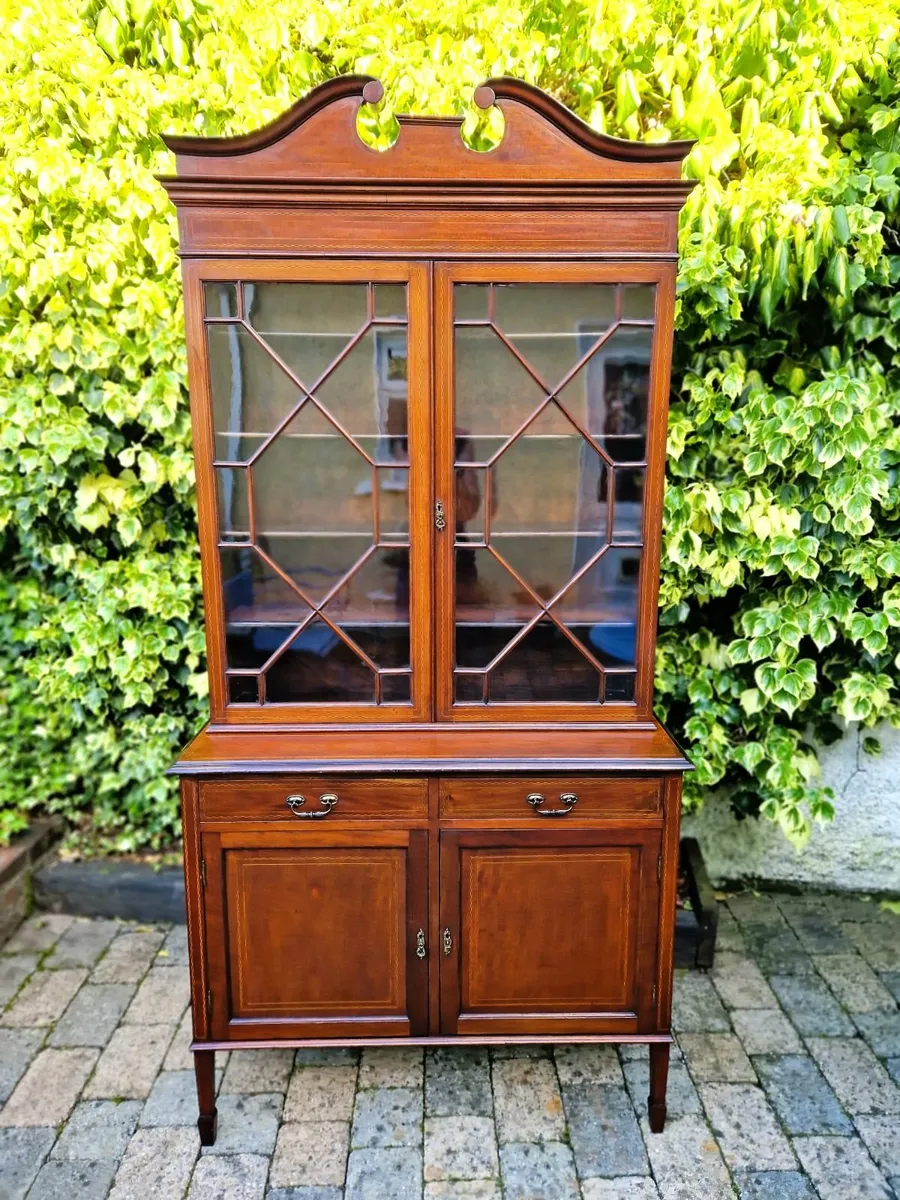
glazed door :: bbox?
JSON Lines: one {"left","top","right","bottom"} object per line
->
{"left": 434, "top": 262, "right": 674, "bottom": 722}
{"left": 202, "top": 828, "right": 429, "bottom": 1040}
{"left": 439, "top": 828, "right": 661, "bottom": 1036}
{"left": 183, "top": 260, "right": 433, "bottom": 724}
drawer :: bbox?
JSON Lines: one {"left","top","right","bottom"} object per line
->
{"left": 439, "top": 776, "right": 661, "bottom": 820}
{"left": 199, "top": 777, "right": 428, "bottom": 822}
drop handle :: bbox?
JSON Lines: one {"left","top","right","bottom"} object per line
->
{"left": 286, "top": 792, "right": 339, "bottom": 818}
{"left": 525, "top": 791, "right": 578, "bottom": 817}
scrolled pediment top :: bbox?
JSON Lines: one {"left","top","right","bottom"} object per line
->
{"left": 160, "top": 73, "right": 696, "bottom": 190}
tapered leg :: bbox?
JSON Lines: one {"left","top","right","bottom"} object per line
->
{"left": 194, "top": 1049, "right": 217, "bottom": 1145}
{"left": 648, "top": 1042, "right": 669, "bottom": 1133}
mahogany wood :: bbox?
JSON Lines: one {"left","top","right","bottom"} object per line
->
{"left": 439, "top": 775, "right": 661, "bottom": 820}
{"left": 162, "top": 74, "right": 694, "bottom": 1143}
{"left": 194, "top": 1049, "right": 217, "bottom": 1145}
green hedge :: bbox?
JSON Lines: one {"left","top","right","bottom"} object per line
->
{"left": 1, "top": 0, "right": 898, "bottom": 851}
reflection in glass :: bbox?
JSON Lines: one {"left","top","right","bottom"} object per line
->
{"left": 216, "top": 467, "right": 251, "bottom": 543}
{"left": 454, "top": 327, "right": 545, "bottom": 437}
{"left": 570, "top": 325, "right": 652, "bottom": 462}
{"left": 489, "top": 620, "right": 600, "bottom": 702}
{"left": 220, "top": 546, "right": 313, "bottom": 647}
{"left": 204, "top": 282, "right": 239, "bottom": 318}
{"left": 265, "top": 617, "right": 376, "bottom": 704}
{"left": 494, "top": 283, "right": 618, "bottom": 391}
{"left": 245, "top": 283, "right": 368, "bottom": 387}
{"left": 455, "top": 285, "right": 489, "bottom": 321}
{"left": 208, "top": 325, "right": 301, "bottom": 461}
{"left": 374, "top": 284, "right": 407, "bottom": 319}
{"left": 489, "top": 408, "right": 608, "bottom": 536}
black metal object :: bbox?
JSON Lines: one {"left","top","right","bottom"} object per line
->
{"left": 33, "top": 860, "right": 186, "bottom": 924}
{"left": 674, "top": 836, "right": 719, "bottom": 969}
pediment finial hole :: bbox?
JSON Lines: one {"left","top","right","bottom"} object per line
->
{"left": 461, "top": 98, "right": 505, "bottom": 153}
{"left": 355, "top": 79, "right": 399, "bottom": 152}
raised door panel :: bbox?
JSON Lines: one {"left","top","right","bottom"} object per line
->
{"left": 439, "top": 828, "right": 660, "bottom": 1036}
{"left": 434, "top": 261, "right": 675, "bottom": 722}
{"left": 182, "top": 259, "right": 433, "bottom": 725}
{"left": 203, "top": 829, "right": 428, "bottom": 1039}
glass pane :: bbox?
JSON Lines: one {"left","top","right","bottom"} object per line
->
{"left": 455, "top": 548, "right": 542, "bottom": 668}
{"left": 455, "top": 674, "right": 485, "bottom": 703}
{"left": 264, "top": 617, "right": 375, "bottom": 703}
{"left": 225, "top": 622, "right": 296, "bottom": 672}
{"left": 454, "top": 326, "right": 546, "bottom": 439}
{"left": 245, "top": 283, "right": 368, "bottom": 388}
{"left": 204, "top": 282, "right": 238, "bottom": 318}
{"left": 381, "top": 674, "right": 411, "bottom": 703}
{"left": 452, "top": 280, "right": 649, "bottom": 707}
{"left": 491, "top": 534, "right": 607, "bottom": 604}
{"left": 489, "top": 407, "right": 609, "bottom": 536}
{"left": 606, "top": 673, "right": 636, "bottom": 701}
{"left": 321, "top": 548, "right": 410, "bottom": 670}
{"left": 557, "top": 326, "right": 653, "bottom": 462}
{"left": 208, "top": 324, "right": 303, "bottom": 462}
{"left": 220, "top": 547, "right": 313, "bottom": 630}
{"left": 556, "top": 550, "right": 641, "bottom": 667}
{"left": 455, "top": 463, "right": 486, "bottom": 544}
{"left": 621, "top": 284, "right": 656, "bottom": 321}
{"left": 228, "top": 675, "right": 259, "bottom": 703}
{"left": 374, "top": 284, "right": 407, "bottom": 319}
{"left": 488, "top": 619, "right": 600, "bottom": 702}
{"left": 613, "top": 469, "right": 645, "bottom": 542}
{"left": 310, "top": 329, "right": 409, "bottom": 460}
{"left": 493, "top": 283, "right": 618, "bottom": 392}
{"left": 253, "top": 403, "right": 373, "bottom": 536}
{"left": 254, "top": 534, "right": 371, "bottom": 609}
{"left": 455, "top": 285, "right": 489, "bottom": 321}
{"left": 216, "top": 467, "right": 250, "bottom": 543}
{"left": 377, "top": 467, "right": 410, "bottom": 542}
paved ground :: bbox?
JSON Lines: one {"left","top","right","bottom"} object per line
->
{"left": 1, "top": 892, "right": 899, "bottom": 1199}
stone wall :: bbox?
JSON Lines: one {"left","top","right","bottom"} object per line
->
{"left": 683, "top": 721, "right": 900, "bottom": 895}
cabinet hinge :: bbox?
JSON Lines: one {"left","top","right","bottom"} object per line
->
{"left": 657, "top": 855, "right": 662, "bottom": 883}
{"left": 206, "top": 988, "right": 212, "bottom": 1016}
{"left": 652, "top": 983, "right": 657, "bottom": 1004}
{"left": 200, "top": 859, "right": 207, "bottom": 888}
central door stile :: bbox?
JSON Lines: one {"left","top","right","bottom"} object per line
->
{"left": 433, "top": 264, "right": 457, "bottom": 722}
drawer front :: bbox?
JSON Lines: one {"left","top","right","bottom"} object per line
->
{"left": 439, "top": 776, "right": 661, "bottom": 820}
{"left": 199, "top": 778, "right": 428, "bottom": 823}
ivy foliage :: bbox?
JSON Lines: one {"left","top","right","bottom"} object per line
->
{"left": 0, "top": 0, "right": 898, "bottom": 849}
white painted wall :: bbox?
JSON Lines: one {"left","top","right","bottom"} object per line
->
{"left": 682, "top": 721, "right": 900, "bottom": 895}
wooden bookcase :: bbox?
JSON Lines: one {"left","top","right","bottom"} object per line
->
{"left": 161, "top": 75, "right": 694, "bottom": 1145}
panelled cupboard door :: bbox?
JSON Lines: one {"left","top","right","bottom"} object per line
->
{"left": 202, "top": 828, "right": 429, "bottom": 1040}
{"left": 434, "top": 261, "right": 676, "bottom": 723}
{"left": 182, "top": 259, "right": 433, "bottom": 725}
{"left": 439, "top": 828, "right": 661, "bottom": 1036}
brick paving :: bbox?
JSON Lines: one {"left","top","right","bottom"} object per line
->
{"left": 1, "top": 893, "right": 899, "bottom": 1199}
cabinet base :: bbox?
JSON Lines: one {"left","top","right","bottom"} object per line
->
{"left": 191, "top": 1033, "right": 673, "bottom": 1053}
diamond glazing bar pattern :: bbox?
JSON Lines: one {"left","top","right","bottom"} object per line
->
{"left": 208, "top": 280, "right": 411, "bottom": 706}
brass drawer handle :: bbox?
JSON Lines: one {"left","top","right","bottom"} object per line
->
{"left": 526, "top": 791, "right": 578, "bottom": 817}
{"left": 286, "top": 792, "right": 339, "bottom": 819}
